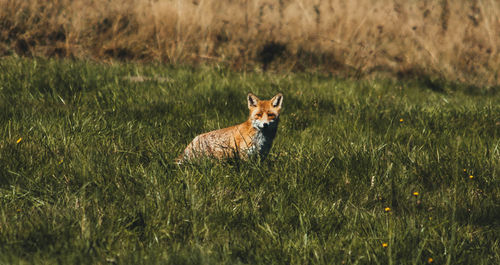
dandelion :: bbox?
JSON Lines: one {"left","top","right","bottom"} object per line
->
{"left": 16, "top": 137, "right": 22, "bottom": 144}
{"left": 384, "top": 207, "right": 391, "bottom": 212}
{"left": 382, "top": 243, "right": 388, "bottom": 248}
{"left": 413, "top": 191, "right": 419, "bottom": 196}
{"left": 463, "top": 169, "right": 467, "bottom": 172}
{"left": 399, "top": 118, "right": 404, "bottom": 122}
{"left": 469, "top": 175, "right": 474, "bottom": 179}
{"left": 58, "top": 159, "right": 64, "bottom": 165}
{"left": 428, "top": 257, "right": 434, "bottom": 263}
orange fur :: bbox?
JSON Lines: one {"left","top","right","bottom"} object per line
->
{"left": 177, "top": 93, "right": 283, "bottom": 163}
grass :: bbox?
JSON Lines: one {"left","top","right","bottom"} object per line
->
{"left": 1, "top": 0, "right": 499, "bottom": 87}
{"left": 0, "top": 56, "right": 499, "bottom": 264}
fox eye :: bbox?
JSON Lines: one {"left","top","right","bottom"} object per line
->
{"left": 268, "top": 113, "right": 276, "bottom": 118}
{"left": 256, "top": 113, "right": 263, "bottom": 117}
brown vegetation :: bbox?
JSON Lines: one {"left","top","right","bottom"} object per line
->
{"left": 1, "top": 0, "right": 499, "bottom": 86}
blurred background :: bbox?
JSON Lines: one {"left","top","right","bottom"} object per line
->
{"left": 1, "top": 0, "right": 499, "bottom": 87}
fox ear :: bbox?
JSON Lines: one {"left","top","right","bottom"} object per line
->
{"left": 271, "top": 93, "right": 283, "bottom": 108}
{"left": 247, "top": 93, "right": 259, "bottom": 109}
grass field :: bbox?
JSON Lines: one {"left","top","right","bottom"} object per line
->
{"left": 2, "top": 0, "right": 499, "bottom": 87}
{"left": 0, "top": 57, "right": 499, "bottom": 264}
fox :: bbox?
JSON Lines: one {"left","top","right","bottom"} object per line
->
{"left": 176, "top": 93, "right": 283, "bottom": 163}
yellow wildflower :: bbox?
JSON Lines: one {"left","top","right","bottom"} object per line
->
{"left": 399, "top": 118, "right": 404, "bottom": 122}
{"left": 428, "top": 257, "right": 434, "bottom": 263}
{"left": 384, "top": 207, "right": 391, "bottom": 212}
{"left": 469, "top": 175, "right": 474, "bottom": 179}
{"left": 382, "top": 243, "right": 388, "bottom": 248}
{"left": 16, "top": 137, "right": 22, "bottom": 144}
{"left": 413, "top": 191, "right": 419, "bottom": 196}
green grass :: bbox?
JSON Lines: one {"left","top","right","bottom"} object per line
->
{"left": 0, "top": 56, "right": 499, "bottom": 264}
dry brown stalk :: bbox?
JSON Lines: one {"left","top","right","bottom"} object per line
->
{"left": 0, "top": 0, "right": 498, "bottom": 86}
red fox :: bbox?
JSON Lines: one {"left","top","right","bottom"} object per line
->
{"left": 176, "top": 93, "right": 283, "bottom": 163}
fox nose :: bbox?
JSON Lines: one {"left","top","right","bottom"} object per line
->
{"left": 262, "top": 123, "right": 269, "bottom": 128}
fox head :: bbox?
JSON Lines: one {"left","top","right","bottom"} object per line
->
{"left": 247, "top": 93, "right": 283, "bottom": 130}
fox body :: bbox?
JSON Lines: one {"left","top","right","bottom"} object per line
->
{"left": 177, "top": 93, "right": 283, "bottom": 163}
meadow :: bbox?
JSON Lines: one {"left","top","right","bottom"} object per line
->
{"left": 1, "top": 0, "right": 499, "bottom": 87}
{"left": 0, "top": 56, "right": 498, "bottom": 264}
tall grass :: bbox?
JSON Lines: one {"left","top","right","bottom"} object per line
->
{"left": 0, "top": 57, "right": 499, "bottom": 264}
{"left": 0, "top": 0, "right": 499, "bottom": 87}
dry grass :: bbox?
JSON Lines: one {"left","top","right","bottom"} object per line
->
{"left": 1, "top": 0, "right": 499, "bottom": 86}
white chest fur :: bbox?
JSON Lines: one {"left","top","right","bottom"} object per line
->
{"left": 247, "top": 130, "right": 275, "bottom": 157}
